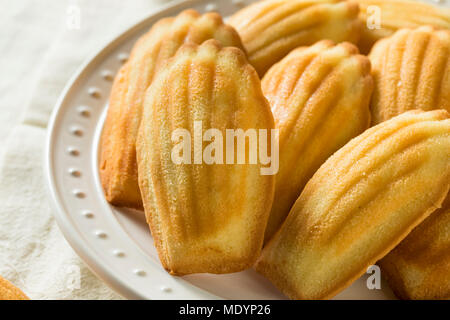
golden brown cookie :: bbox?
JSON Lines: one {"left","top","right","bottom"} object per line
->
{"left": 369, "top": 26, "right": 450, "bottom": 125}
{"left": 137, "top": 40, "right": 275, "bottom": 275}
{"left": 228, "top": 0, "right": 362, "bottom": 76}
{"left": 100, "top": 9, "right": 245, "bottom": 209}
{"left": 355, "top": 0, "right": 450, "bottom": 53}
{"left": 0, "top": 275, "right": 29, "bottom": 300}
{"left": 261, "top": 40, "right": 372, "bottom": 242}
{"left": 380, "top": 194, "right": 450, "bottom": 300}
{"left": 256, "top": 110, "right": 450, "bottom": 300}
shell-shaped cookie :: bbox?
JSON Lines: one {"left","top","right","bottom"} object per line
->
{"left": 261, "top": 40, "right": 372, "bottom": 242}
{"left": 228, "top": 0, "right": 362, "bottom": 76}
{"left": 0, "top": 275, "right": 29, "bottom": 300}
{"left": 355, "top": 0, "right": 450, "bottom": 53}
{"left": 137, "top": 40, "right": 275, "bottom": 275}
{"left": 256, "top": 110, "right": 450, "bottom": 300}
{"left": 380, "top": 194, "right": 450, "bottom": 300}
{"left": 369, "top": 26, "right": 450, "bottom": 125}
{"left": 100, "top": 10, "right": 245, "bottom": 209}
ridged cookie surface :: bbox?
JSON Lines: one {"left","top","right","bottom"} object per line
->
{"left": 100, "top": 10, "right": 244, "bottom": 209}
{"left": 137, "top": 40, "right": 275, "bottom": 275}
{"left": 261, "top": 40, "right": 372, "bottom": 242}
{"left": 380, "top": 194, "right": 450, "bottom": 300}
{"left": 355, "top": 0, "right": 450, "bottom": 53}
{"left": 228, "top": 0, "right": 361, "bottom": 76}
{"left": 369, "top": 26, "right": 450, "bottom": 125}
{"left": 0, "top": 275, "right": 28, "bottom": 300}
{"left": 256, "top": 110, "right": 450, "bottom": 300}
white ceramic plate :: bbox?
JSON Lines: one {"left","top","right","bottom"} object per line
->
{"left": 46, "top": 0, "right": 444, "bottom": 300}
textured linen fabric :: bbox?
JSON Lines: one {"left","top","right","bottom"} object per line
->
{"left": 0, "top": 0, "right": 169, "bottom": 299}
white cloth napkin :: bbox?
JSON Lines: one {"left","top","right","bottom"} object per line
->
{"left": 0, "top": 0, "right": 170, "bottom": 299}
{"left": 0, "top": 0, "right": 448, "bottom": 300}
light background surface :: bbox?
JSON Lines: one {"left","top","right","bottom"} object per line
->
{"left": 0, "top": 0, "right": 448, "bottom": 299}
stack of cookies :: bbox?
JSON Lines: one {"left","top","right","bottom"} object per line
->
{"left": 100, "top": 0, "right": 450, "bottom": 300}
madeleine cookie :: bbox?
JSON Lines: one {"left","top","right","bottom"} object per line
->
{"left": 369, "top": 26, "right": 450, "bottom": 125}
{"left": 261, "top": 40, "right": 372, "bottom": 242}
{"left": 380, "top": 194, "right": 450, "bottom": 300}
{"left": 355, "top": 0, "right": 450, "bottom": 53}
{"left": 228, "top": 0, "right": 361, "bottom": 76}
{"left": 0, "top": 276, "right": 28, "bottom": 300}
{"left": 256, "top": 110, "right": 450, "bottom": 300}
{"left": 100, "top": 9, "right": 245, "bottom": 209}
{"left": 137, "top": 40, "right": 275, "bottom": 275}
